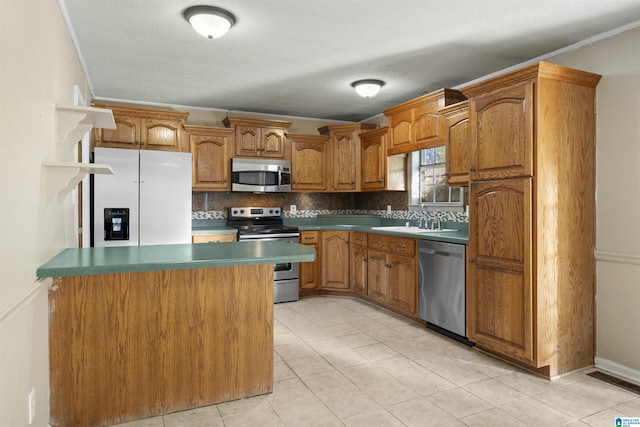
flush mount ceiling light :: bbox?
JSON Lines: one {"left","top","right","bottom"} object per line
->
{"left": 184, "top": 5, "right": 236, "bottom": 39}
{"left": 351, "top": 79, "right": 385, "bottom": 98}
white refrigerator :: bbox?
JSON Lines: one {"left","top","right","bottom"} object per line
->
{"left": 93, "top": 148, "right": 192, "bottom": 246}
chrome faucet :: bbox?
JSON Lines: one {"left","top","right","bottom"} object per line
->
{"left": 420, "top": 204, "right": 428, "bottom": 229}
{"left": 420, "top": 204, "right": 440, "bottom": 230}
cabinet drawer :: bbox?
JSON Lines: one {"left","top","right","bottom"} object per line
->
{"left": 301, "top": 231, "right": 319, "bottom": 244}
{"left": 351, "top": 231, "right": 368, "bottom": 247}
{"left": 368, "top": 234, "right": 416, "bottom": 257}
{"left": 192, "top": 233, "right": 237, "bottom": 243}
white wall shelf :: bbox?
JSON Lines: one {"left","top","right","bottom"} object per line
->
{"left": 43, "top": 162, "right": 113, "bottom": 203}
{"left": 43, "top": 105, "right": 116, "bottom": 203}
{"left": 56, "top": 105, "right": 115, "bottom": 150}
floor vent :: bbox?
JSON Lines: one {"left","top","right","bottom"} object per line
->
{"left": 587, "top": 370, "right": 640, "bottom": 395}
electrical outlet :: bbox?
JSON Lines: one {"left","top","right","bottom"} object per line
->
{"left": 28, "top": 387, "right": 35, "bottom": 425}
{"left": 290, "top": 205, "right": 297, "bottom": 215}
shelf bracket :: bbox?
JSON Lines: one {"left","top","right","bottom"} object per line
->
{"left": 43, "top": 162, "right": 113, "bottom": 203}
{"left": 56, "top": 105, "right": 116, "bottom": 150}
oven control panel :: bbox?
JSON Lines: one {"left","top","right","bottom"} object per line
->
{"left": 229, "top": 206, "right": 281, "bottom": 219}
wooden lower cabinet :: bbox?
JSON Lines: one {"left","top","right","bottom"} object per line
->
{"left": 387, "top": 254, "right": 417, "bottom": 314}
{"left": 299, "top": 231, "right": 321, "bottom": 295}
{"left": 321, "top": 230, "right": 351, "bottom": 292}
{"left": 366, "top": 234, "right": 417, "bottom": 316}
{"left": 350, "top": 231, "right": 368, "bottom": 296}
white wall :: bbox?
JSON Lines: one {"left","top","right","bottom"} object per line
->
{"left": 0, "top": 0, "right": 89, "bottom": 425}
{"left": 547, "top": 26, "right": 640, "bottom": 383}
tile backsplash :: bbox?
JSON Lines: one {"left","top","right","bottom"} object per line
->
{"left": 192, "top": 191, "right": 468, "bottom": 222}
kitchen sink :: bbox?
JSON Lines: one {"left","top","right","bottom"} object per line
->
{"left": 370, "top": 226, "right": 457, "bottom": 234}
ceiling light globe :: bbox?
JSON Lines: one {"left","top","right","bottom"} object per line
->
{"left": 184, "top": 6, "right": 236, "bottom": 39}
{"left": 351, "top": 79, "right": 385, "bottom": 98}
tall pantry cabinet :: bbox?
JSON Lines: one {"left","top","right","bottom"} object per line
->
{"left": 463, "top": 62, "right": 601, "bottom": 377}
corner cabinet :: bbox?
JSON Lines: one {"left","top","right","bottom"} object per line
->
{"left": 463, "top": 61, "right": 601, "bottom": 377}
{"left": 185, "top": 125, "right": 234, "bottom": 191}
{"left": 383, "top": 88, "right": 466, "bottom": 155}
{"left": 318, "top": 123, "right": 376, "bottom": 192}
{"left": 94, "top": 105, "right": 189, "bottom": 152}
{"left": 359, "top": 127, "right": 406, "bottom": 192}
{"left": 289, "top": 134, "right": 329, "bottom": 191}
{"left": 223, "top": 116, "right": 292, "bottom": 159}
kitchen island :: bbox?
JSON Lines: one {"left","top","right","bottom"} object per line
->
{"left": 37, "top": 241, "right": 315, "bottom": 427}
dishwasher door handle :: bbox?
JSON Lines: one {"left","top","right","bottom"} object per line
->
{"left": 420, "top": 248, "right": 451, "bottom": 257}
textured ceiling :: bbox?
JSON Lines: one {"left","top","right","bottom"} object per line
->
{"left": 60, "top": 0, "right": 640, "bottom": 122}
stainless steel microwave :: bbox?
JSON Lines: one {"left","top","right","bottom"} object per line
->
{"left": 231, "top": 158, "right": 292, "bottom": 192}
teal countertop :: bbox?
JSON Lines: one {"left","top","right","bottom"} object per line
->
{"left": 189, "top": 215, "right": 469, "bottom": 245}
{"left": 37, "top": 241, "right": 316, "bottom": 278}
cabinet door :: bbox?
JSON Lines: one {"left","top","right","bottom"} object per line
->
{"left": 141, "top": 118, "right": 183, "bottom": 151}
{"left": 367, "top": 249, "right": 387, "bottom": 303}
{"left": 235, "top": 125, "right": 261, "bottom": 156}
{"left": 414, "top": 102, "right": 441, "bottom": 147}
{"left": 387, "top": 254, "right": 417, "bottom": 315}
{"left": 351, "top": 245, "right": 368, "bottom": 295}
{"left": 332, "top": 129, "right": 358, "bottom": 191}
{"left": 321, "top": 231, "right": 350, "bottom": 291}
{"left": 388, "top": 109, "right": 413, "bottom": 152}
{"left": 444, "top": 105, "right": 470, "bottom": 186}
{"left": 469, "top": 81, "right": 534, "bottom": 180}
{"left": 96, "top": 115, "right": 140, "bottom": 149}
{"left": 261, "top": 128, "right": 285, "bottom": 158}
{"left": 190, "top": 132, "right": 231, "bottom": 191}
{"left": 291, "top": 138, "right": 328, "bottom": 191}
{"left": 468, "top": 178, "right": 534, "bottom": 365}
{"left": 300, "top": 244, "right": 320, "bottom": 291}
{"left": 361, "top": 136, "right": 385, "bottom": 191}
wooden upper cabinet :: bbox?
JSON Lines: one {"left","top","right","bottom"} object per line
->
{"left": 319, "top": 123, "right": 376, "bottom": 192}
{"left": 468, "top": 82, "right": 534, "bottom": 180}
{"left": 359, "top": 126, "right": 406, "bottom": 192}
{"left": 384, "top": 88, "right": 466, "bottom": 156}
{"left": 223, "top": 116, "right": 292, "bottom": 159}
{"left": 288, "top": 134, "right": 329, "bottom": 191}
{"left": 440, "top": 101, "right": 470, "bottom": 186}
{"left": 185, "top": 125, "right": 234, "bottom": 191}
{"left": 94, "top": 105, "right": 189, "bottom": 151}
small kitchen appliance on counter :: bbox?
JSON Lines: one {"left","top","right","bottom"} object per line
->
{"left": 227, "top": 206, "right": 300, "bottom": 303}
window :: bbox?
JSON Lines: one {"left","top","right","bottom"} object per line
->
{"left": 408, "top": 146, "right": 464, "bottom": 209}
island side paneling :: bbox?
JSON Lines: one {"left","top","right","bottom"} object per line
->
{"left": 49, "top": 264, "right": 274, "bottom": 427}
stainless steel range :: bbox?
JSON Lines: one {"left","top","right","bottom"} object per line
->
{"left": 227, "top": 206, "right": 300, "bottom": 303}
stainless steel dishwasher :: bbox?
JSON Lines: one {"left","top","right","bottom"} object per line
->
{"left": 418, "top": 240, "right": 471, "bottom": 344}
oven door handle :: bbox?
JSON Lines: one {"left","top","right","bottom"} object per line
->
{"left": 239, "top": 233, "right": 300, "bottom": 240}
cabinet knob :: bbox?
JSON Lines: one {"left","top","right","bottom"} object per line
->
{"left": 470, "top": 167, "right": 476, "bottom": 172}
{"left": 469, "top": 258, "right": 475, "bottom": 263}
{"left": 397, "top": 244, "right": 406, "bottom": 249}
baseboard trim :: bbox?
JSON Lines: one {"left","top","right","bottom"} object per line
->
{"left": 595, "top": 356, "right": 640, "bottom": 386}
{"left": 0, "top": 277, "right": 50, "bottom": 331}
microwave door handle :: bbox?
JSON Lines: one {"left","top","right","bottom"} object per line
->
{"left": 277, "top": 166, "right": 282, "bottom": 190}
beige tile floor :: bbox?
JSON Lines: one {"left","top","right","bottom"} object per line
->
{"left": 113, "top": 296, "right": 639, "bottom": 427}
